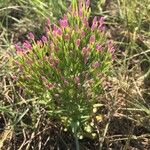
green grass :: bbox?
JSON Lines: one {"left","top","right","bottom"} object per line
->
{"left": 0, "top": 0, "right": 150, "bottom": 149}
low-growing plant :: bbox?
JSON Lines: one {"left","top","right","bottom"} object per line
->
{"left": 13, "top": 0, "right": 115, "bottom": 149}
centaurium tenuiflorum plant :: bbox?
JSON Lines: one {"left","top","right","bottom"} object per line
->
{"left": 13, "top": 0, "right": 115, "bottom": 141}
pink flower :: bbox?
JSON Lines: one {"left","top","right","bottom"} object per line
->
{"left": 75, "top": 76, "right": 80, "bottom": 85}
{"left": 98, "top": 25, "right": 105, "bottom": 32}
{"left": 42, "top": 36, "right": 47, "bottom": 43}
{"left": 79, "top": 0, "right": 83, "bottom": 10}
{"left": 83, "top": 18, "right": 89, "bottom": 28}
{"left": 89, "top": 35, "right": 95, "bottom": 44}
{"left": 54, "top": 59, "right": 59, "bottom": 67}
{"left": 49, "top": 56, "right": 54, "bottom": 62}
{"left": 91, "top": 23, "right": 97, "bottom": 31}
{"left": 37, "top": 40, "right": 43, "bottom": 47}
{"left": 91, "top": 16, "right": 98, "bottom": 30}
{"left": 57, "top": 28, "right": 62, "bottom": 36}
{"left": 93, "top": 16, "right": 97, "bottom": 24}
{"left": 43, "top": 56, "right": 48, "bottom": 61}
{"left": 23, "top": 41, "right": 32, "bottom": 50}
{"left": 86, "top": 0, "right": 90, "bottom": 7}
{"left": 14, "top": 61, "right": 20, "bottom": 66}
{"left": 92, "top": 61, "right": 100, "bottom": 69}
{"left": 76, "top": 39, "right": 80, "bottom": 47}
{"left": 99, "top": 17, "right": 104, "bottom": 27}
{"left": 53, "top": 25, "right": 63, "bottom": 36}
{"left": 28, "top": 32, "right": 35, "bottom": 40}
{"left": 82, "top": 47, "right": 90, "bottom": 64}
{"left": 63, "top": 15, "right": 68, "bottom": 20}
{"left": 59, "top": 18, "right": 68, "bottom": 28}
{"left": 12, "top": 75, "right": 17, "bottom": 81}
{"left": 79, "top": 10, "right": 83, "bottom": 17}
{"left": 80, "top": 31, "right": 85, "bottom": 37}
{"left": 98, "top": 17, "right": 105, "bottom": 31}
{"left": 50, "top": 42, "right": 54, "bottom": 49}
{"left": 108, "top": 40, "right": 113, "bottom": 48}
{"left": 53, "top": 25, "right": 58, "bottom": 32}
{"left": 109, "top": 47, "right": 115, "bottom": 53}
{"left": 96, "top": 44, "right": 102, "bottom": 51}
{"left": 82, "top": 47, "right": 88, "bottom": 55}
{"left": 47, "top": 83, "right": 54, "bottom": 89}
{"left": 74, "top": 76, "right": 81, "bottom": 86}
{"left": 101, "top": 26, "right": 106, "bottom": 32}
{"left": 15, "top": 44, "right": 22, "bottom": 52}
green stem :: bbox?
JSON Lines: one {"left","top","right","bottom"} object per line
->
{"left": 75, "top": 132, "right": 80, "bottom": 150}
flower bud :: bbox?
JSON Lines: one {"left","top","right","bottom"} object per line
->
{"left": 15, "top": 44, "right": 22, "bottom": 53}
{"left": 59, "top": 18, "right": 68, "bottom": 29}
{"left": 86, "top": 0, "right": 90, "bottom": 7}
{"left": 57, "top": 28, "right": 63, "bottom": 36}
{"left": 37, "top": 40, "right": 43, "bottom": 47}
{"left": 96, "top": 44, "right": 102, "bottom": 51}
{"left": 82, "top": 47, "right": 87, "bottom": 55}
{"left": 76, "top": 39, "right": 80, "bottom": 47}
{"left": 89, "top": 35, "right": 95, "bottom": 44}
{"left": 28, "top": 32, "right": 35, "bottom": 40}
{"left": 42, "top": 36, "right": 47, "bottom": 43}
{"left": 23, "top": 41, "right": 32, "bottom": 50}
{"left": 92, "top": 61, "right": 100, "bottom": 69}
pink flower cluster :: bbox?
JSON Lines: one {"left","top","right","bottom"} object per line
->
{"left": 59, "top": 15, "right": 68, "bottom": 29}
{"left": 91, "top": 16, "right": 105, "bottom": 31}
{"left": 14, "top": 0, "right": 115, "bottom": 91}
{"left": 14, "top": 0, "right": 109, "bottom": 58}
